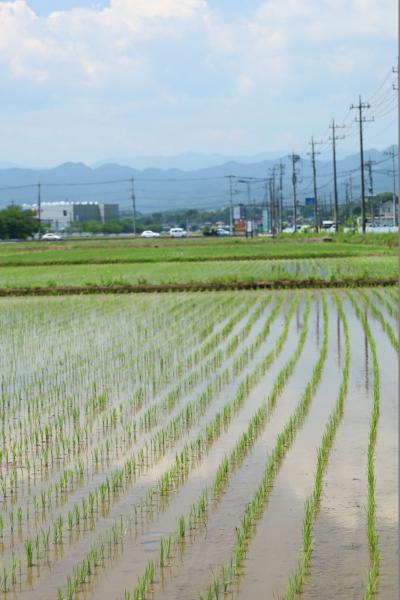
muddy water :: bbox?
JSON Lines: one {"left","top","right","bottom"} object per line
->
{"left": 22, "top": 295, "right": 298, "bottom": 599}
{"left": 301, "top": 296, "right": 373, "bottom": 600}
{"left": 234, "top": 294, "right": 343, "bottom": 600}
{"left": 365, "top": 313, "right": 398, "bottom": 599}
{"left": 74, "top": 298, "right": 311, "bottom": 600}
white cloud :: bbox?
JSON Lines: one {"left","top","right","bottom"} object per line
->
{"left": 235, "top": 74, "right": 254, "bottom": 96}
{"left": 0, "top": 0, "right": 396, "bottom": 162}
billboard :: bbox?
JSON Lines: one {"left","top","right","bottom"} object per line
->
{"left": 233, "top": 203, "right": 246, "bottom": 220}
{"left": 262, "top": 209, "right": 269, "bottom": 232}
{"left": 234, "top": 219, "right": 246, "bottom": 234}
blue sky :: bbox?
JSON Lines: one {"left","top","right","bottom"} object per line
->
{"left": 12, "top": 1, "right": 110, "bottom": 16}
{"left": 0, "top": 0, "right": 396, "bottom": 166}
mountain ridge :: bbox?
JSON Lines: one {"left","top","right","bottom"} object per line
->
{"left": 0, "top": 147, "right": 396, "bottom": 213}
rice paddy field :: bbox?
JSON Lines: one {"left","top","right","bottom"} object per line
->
{"left": 0, "top": 237, "right": 398, "bottom": 599}
{"left": 0, "top": 255, "right": 396, "bottom": 289}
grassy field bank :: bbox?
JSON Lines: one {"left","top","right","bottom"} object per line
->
{"left": 0, "top": 235, "right": 396, "bottom": 266}
{"left": 0, "top": 236, "right": 397, "bottom": 292}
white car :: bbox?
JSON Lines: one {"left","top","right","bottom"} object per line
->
{"left": 41, "top": 232, "right": 62, "bottom": 241}
{"left": 169, "top": 228, "right": 188, "bottom": 238}
{"left": 216, "top": 228, "right": 230, "bottom": 236}
{"left": 141, "top": 230, "right": 160, "bottom": 238}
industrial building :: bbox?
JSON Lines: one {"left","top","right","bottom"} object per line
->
{"left": 25, "top": 202, "right": 119, "bottom": 231}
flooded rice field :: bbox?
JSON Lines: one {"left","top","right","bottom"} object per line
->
{"left": 0, "top": 288, "right": 397, "bottom": 599}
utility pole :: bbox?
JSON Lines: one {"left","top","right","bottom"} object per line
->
{"left": 272, "top": 165, "right": 279, "bottom": 235}
{"left": 348, "top": 175, "right": 354, "bottom": 225}
{"left": 246, "top": 180, "right": 253, "bottom": 236}
{"left": 268, "top": 177, "right": 275, "bottom": 234}
{"left": 131, "top": 177, "right": 136, "bottom": 236}
{"left": 268, "top": 167, "right": 278, "bottom": 234}
{"left": 384, "top": 146, "right": 398, "bottom": 227}
{"left": 226, "top": 175, "right": 235, "bottom": 236}
{"left": 278, "top": 161, "right": 285, "bottom": 232}
{"left": 364, "top": 156, "right": 376, "bottom": 225}
{"left": 289, "top": 152, "right": 301, "bottom": 232}
{"left": 350, "top": 96, "right": 374, "bottom": 233}
{"left": 329, "top": 119, "right": 345, "bottom": 232}
{"left": 37, "top": 182, "right": 41, "bottom": 239}
{"left": 344, "top": 181, "right": 350, "bottom": 221}
{"left": 395, "top": 63, "right": 399, "bottom": 229}
{"left": 307, "top": 137, "right": 323, "bottom": 231}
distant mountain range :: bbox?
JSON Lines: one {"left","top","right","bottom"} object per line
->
{"left": 90, "top": 151, "right": 286, "bottom": 171}
{"left": 0, "top": 147, "right": 396, "bottom": 214}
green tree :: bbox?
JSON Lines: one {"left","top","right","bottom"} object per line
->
{"left": 0, "top": 205, "right": 37, "bottom": 239}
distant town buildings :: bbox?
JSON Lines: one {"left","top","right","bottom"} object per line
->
{"left": 24, "top": 202, "right": 119, "bottom": 231}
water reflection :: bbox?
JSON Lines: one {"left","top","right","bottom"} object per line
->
{"left": 364, "top": 307, "right": 369, "bottom": 392}
{"left": 337, "top": 309, "right": 341, "bottom": 368}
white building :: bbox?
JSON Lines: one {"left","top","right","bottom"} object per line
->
{"left": 24, "top": 202, "right": 119, "bottom": 231}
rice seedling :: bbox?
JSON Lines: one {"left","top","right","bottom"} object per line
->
{"left": 25, "top": 540, "right": 33, "bottom": 568}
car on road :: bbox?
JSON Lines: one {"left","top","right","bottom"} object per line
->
{"left": 216, "top": 227, "right": 231, "bottom": 236}
{"left": 41, "top": 232, "right": 62, "bottom": 241}
{"left": 141, "top": 230, "right": 160, "bottom": 238}
{"left": 169, "top": 227, "right": 188, "bottom": 238}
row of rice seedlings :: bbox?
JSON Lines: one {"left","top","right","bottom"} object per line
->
{"left": 197, "top": 293, "right": 329, "bottom": 600}
{"left": 15, "top": 295, "right": 286, "bottom": 580}
{"left": 384, "top": 286, "right": 398, "bottom": 311}
{"left": 55, "top": 294, "right": 299, "bottom": 598}
{"left": 232, "top": 292, "right": 286, "bottom": 374}
{"left": 225, "top": 294, "right": 273, "bottom": 357}
{"left": 0, "top": 298, "right": 237, "bottom": 561}
{"left": 5, "top": 370, "right": 235, "bottom": 555}
{"left": 281, "top": 292, "right": 350, "bottom": 598}
{"left": 0, "top": 295, "right": 194, "bottom": 473}
{"left": 19, "top": 328, "right": 250, "bottom": 540}
{"left": 0, "top": 295, "right": 234, "bottom": 509}
{"left": 357, "top": 289, "right": 399, "bottom": 354}
{"left": 347, "top": 291, "right": 380, "bottom": 599}
{"left": 121, "top": 295, "right": 313, "bottom": 600}
{"left": 137, "top": 293, "right": 264, "bottom": 431}
{"left": 0, "top": 294, "right": 178, "bottom": 425}
{"left": 72, "top": 295, "right": 246, "bottom": 451}
{"left": 12, "top": 295, "right": 261, "bottom": 544}
{"left": 6, "top": 294, "right": 214, "bottom": 432}
{"left": 371, "top": 288, "right": 398, "bottom": 323}
{"left": 0, "top": 554, "right": 22, "bottom": 593}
